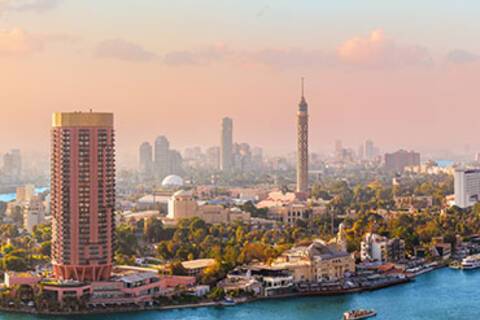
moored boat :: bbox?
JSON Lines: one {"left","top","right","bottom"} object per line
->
{"left": 461, "top": 254, "right": 480, "bottom": 270}
{"left": 343, "top": 309, "right": 377, "bottom": 320}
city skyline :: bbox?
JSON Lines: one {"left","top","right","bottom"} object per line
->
{"left": 2, "top": 1, "right": 480, "bottom": 157}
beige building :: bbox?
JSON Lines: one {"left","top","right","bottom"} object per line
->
{"left": 181, "top": 258, "right": 217, "bottom": 277}
{"left": 273, "top": 226, "right": 354, "bottom": 283}
{"left": 23, "top": 199, "right": 45, "bottom": 233}
{"left": 167, "top": 190, "right": 250, "bottom": 225}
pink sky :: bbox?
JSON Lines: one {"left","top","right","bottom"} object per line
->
{"left": 1, "top": 1, "right": 480, "bottom": 163}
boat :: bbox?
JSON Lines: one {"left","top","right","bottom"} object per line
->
{"left": 220, "top": 297, "right": 237, "bottom": 306}
{"left": 449, "top": 261, "right": 462, "bottom": 269}
{"left": 461, "top": 254, "right": 480, "bottom": 270}
{"left": 343, "top": 309, "right": 377, "bottom": 320}
{"left": 406, "top": 265, "right": 433, "bottom": 276}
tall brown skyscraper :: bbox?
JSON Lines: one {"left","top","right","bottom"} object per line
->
{"left": 51, "top": 112, "right": 115, "bottom": 282}
{"left": 296, "top": 79, "right": 309, "bottom": 193}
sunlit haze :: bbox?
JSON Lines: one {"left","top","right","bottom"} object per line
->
{"left": 2, "top": 1, "right": 480, "bottom": 166}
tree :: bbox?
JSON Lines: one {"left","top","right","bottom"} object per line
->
{"left": 144, "top": 218, "right": 164, "bottom": 243}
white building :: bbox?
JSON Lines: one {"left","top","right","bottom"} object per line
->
{"left": 454, "top": 169, "right": 480, "bottom": 209}
{"left": 360, "top": 233, "right": 405, "bottom": 263}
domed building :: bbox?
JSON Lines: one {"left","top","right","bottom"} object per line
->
{"left": 161, "top": 175, "right": 184, "bottom": 188}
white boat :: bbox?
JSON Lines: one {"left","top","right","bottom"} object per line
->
{"left": 406, "top": 266, "right": 433, "bottom": 276}
{"left": 461, "top": 254, "right": 480, "bottom": 270}
{"left": 343, "top": 309, "right": 377, "bottom": 320}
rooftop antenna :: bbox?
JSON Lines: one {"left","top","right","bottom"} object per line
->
{"left": 301, "top": 77, "right": 305, "bottom": 98}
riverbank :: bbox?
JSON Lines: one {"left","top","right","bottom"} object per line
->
{"left": 0, "top": 274, "right": 413, "bottom": 316}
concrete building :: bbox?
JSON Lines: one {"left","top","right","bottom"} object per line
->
{"left": 454, "top": 169, "right": 480, "bottom": 208}
{"left": 365, "top": 140, "right": 375, "bottom": 160}
{"left": 167, "top": 190, "right": 250, "bottom": 224}
{"left": 360, "top": 233, "right": 406, "bottom": 263}
{"left": 154, "top": 136, "right": 170, "bottom": 180}
{"left": 273, "top": 227, "right": 354, "bottom": 283}
{"left": 23, "top": 198, "right": 45, "bottom": 233}
{"left": 220, "top": 117, "right": 233, "bottom": 172}
{"left": 16, "top": 184, "right": 35, "bottom": 202}
{"left": 296, "top": 78, "right": 309, "bottom": 194}
{"left": 384, "top": 150, "right": 420, "bottom": 172}
{"left": 139, "top": 142, "right": 153, "bottom": 178}
{"left": 2, "top": 149, "right": 22, "bottom": 179}
{"left": 51, "top": 112, "right": 116, "bottom": 281}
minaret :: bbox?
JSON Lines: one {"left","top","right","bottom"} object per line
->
{"left": 296, "top": 78, "right": 309, "bottom": 194}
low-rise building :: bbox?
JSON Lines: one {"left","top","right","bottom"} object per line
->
{"left": 181, "top": 258, "right": 217, "bottom": 277}
{"left": 360, "top": 233, "right": 406, "bottom": 263}
{"left": 167, "top": 190, "right": 250, "bottom": 225}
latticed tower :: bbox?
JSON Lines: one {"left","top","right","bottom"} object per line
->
{"left": 296, "top": 78, "right": 309, "bottom": 193}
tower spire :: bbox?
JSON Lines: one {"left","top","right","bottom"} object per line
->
{"left": 301, "top": 77, "right": 305, "bottom": 98}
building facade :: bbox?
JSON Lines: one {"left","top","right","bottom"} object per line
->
{"left": 51, "top": 112, "right": 115, "bottom": 281}
{"left": 139, "top": 142, "right": 153, "bottom": 178}
{"left": 454, "top": 169, "right": 480, "bottom": 208}
{"left": 360, "top": 233, "right": 406, "bottom": 263}
{"left": 384, "top": 150, "right": 420, "bottom": 172}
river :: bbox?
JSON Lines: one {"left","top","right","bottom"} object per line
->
{"left": 0, "top": 268, "right": 478, "bottom": 320}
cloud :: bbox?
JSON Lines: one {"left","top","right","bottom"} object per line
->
{"left": 337, "top": 29, "right": 432, "bottom": 68}
{"left": 0, "top": 0, "right": 61, "bottom": 13}
{"left": 446, "top": 49, "right": 479, "bottom": 64}
{"left": 95, "top": 39, "right": 157, "bottom": 62}
{"left": 163, "top": 43, "right": 229, "bottom": 66}
{"left": 0, "top": 27, "right": 79, "bottom": 56}
{"left": 0, "top": 28, "right": 43, "bottom": 55}
{"left": 245, "top": 48, "right": 333, "bottom": 68}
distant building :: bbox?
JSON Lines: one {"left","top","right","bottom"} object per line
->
{"left": 365, "top": 140, "right": 375, "bottom": 160}
{"left": 220, "top": 117, "right": 233, "bottom": 172}
{"left": 454, "top": 169, "right": 480, "bottom": 208}
{"left": 167, "top": 190, "right": 250, "bottom": 224}
{"left": 154, "top": 136, "right": 170, "bottom": 180}
{"left": 360, "top": 233, "right": 405, "bottom": 263}
{"left": 3, "top": 149, "right": 22, "bottom": 179}
{"left": 384, "top": 150, "right": 420, "bottom": 172}
{"left": 139, "top": 142, "right": 153, "bottom": 178}
{"left": 16, "top": 184, "right": 35, "bottom": 203}
{"left": 23, "top": 198, "right": 45, "bottom": 233}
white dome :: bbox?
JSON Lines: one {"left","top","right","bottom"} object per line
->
{"left": 161, "top": 175, "right": 184, "bottom": 188}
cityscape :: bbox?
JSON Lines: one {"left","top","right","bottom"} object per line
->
{"left": 2, "top": 1, "right": 480, "bottom": 320}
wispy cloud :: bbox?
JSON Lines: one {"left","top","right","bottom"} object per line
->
{"left": 446, "top": 49, "right": 479, "bottom": 64}
{"left": 94, "top": 38, "right": 157, "bottom": 62}
{"left": 163, "top": 43, "right": 229, "bottom": 66}
{"left": 0, "top": 27, "right": 79, "bottom": 56}
{"left": 0, "top": 0, "right": 61, "bottom": 13}
{"left": 0, "top": 28, "right": 43, "bottom": 55}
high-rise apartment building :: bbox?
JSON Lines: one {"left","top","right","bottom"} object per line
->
{"left": 139, "top": 142, "right": 153, "bottom": 178}
{"left": 3, "top": 149, "right": 22, "bottom": 179}
{"left": 384, "top": 150, "right": 420, "bottom": 172}
{"left": 365, "top": 140, "right": 375, "bottom": 160}
{"left": 296, "top": 78, "right": 309, "bottom": 193}
{"left": 154, "top": 136, "right": 170, "bottom": 180}
{"left": 51, "top": 112, "right": 115, "bottom": 281}
{"left": 220, "top": 117, "right": 233, "bottom": 172}
{"left": 454, "top": 169, "right": 480, "bottom": 208}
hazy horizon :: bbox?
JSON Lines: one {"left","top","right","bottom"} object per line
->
{"left": 2, "top": 1, "right": 480, "bottom": 160}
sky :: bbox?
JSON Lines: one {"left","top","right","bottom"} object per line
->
{"left": 1, "top": 0, "right": 480, "bottom": 164}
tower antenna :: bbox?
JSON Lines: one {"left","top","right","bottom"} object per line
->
{"left": 301, "top": 77, "right": 305, "bottom": 97}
